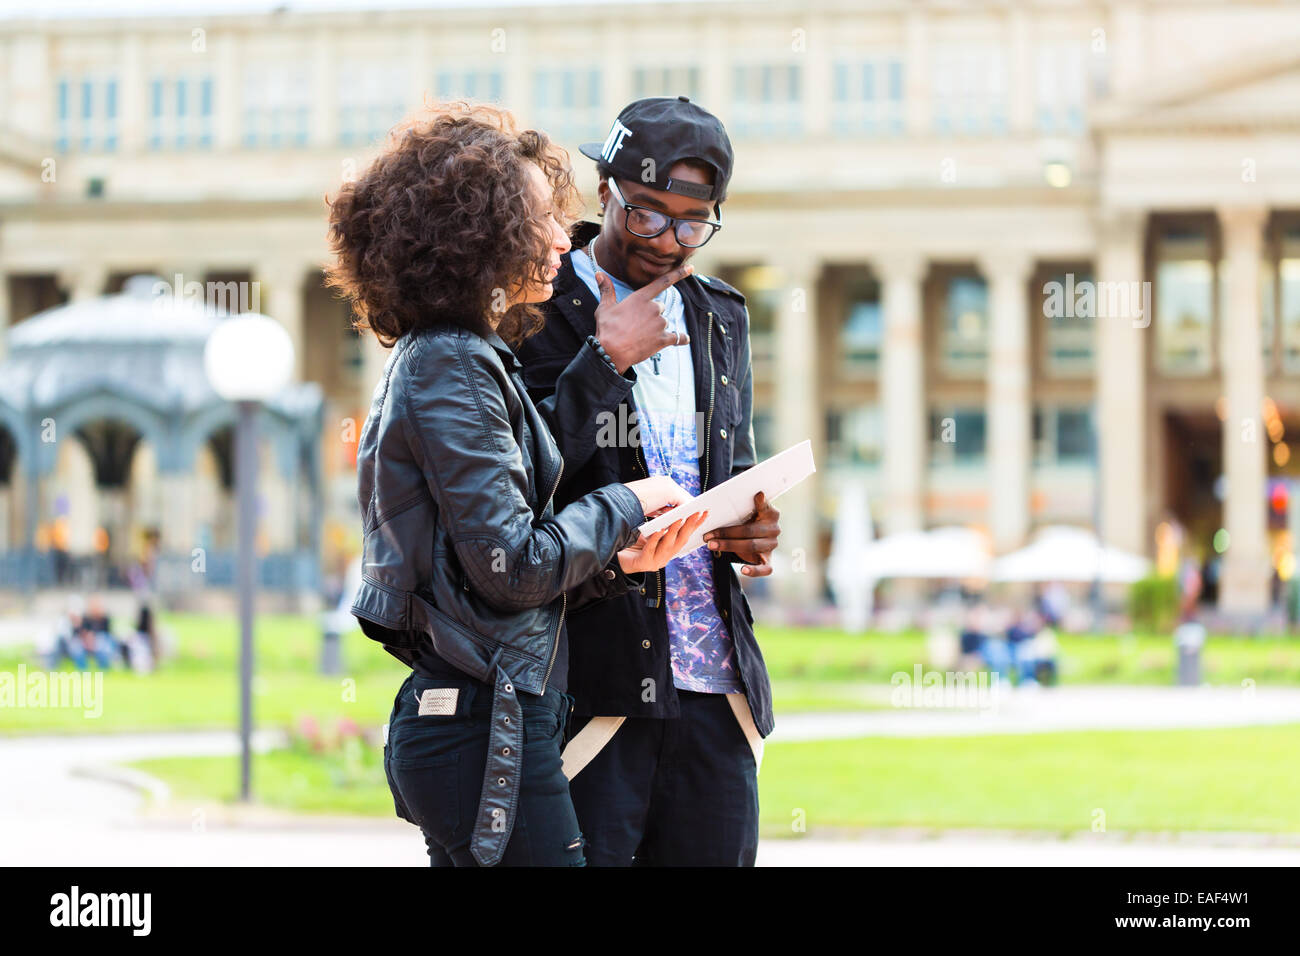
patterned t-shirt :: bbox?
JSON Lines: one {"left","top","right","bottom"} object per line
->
{"left": 572, "top": 246, "right": 742, "bottom": 694}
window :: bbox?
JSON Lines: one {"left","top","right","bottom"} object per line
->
{"left": 942, "top": 275, "right": 989, "bottom": 374}
{"left": 337, "top": 63, "right": 408, "bottom": 146}
{"left": 841, "top": 275, "right": 882, "bottom": 372}
{"left": 1279, "top": 226, "right": 1300, "bottom": 373}
{"left": 932, "top": 47, "right": 1006, "bottom": 135}
{"left": 725, "top": 265, "right": 781, "bottom": 379}
{"left": 930, "top": 408, "right": 986, "bottom": 465}
{"left": 435, "top": 68, "right": 504, "bottom": 102}
{"left": 1033, "top": 406, "right": 1094, "bottom": 465}
{"left": 149, "top": 73, "right": 214, "bottom": 150}
{"left": 532, "top": 68, "right": 603, "bottom": 143}
{"left": 1154, "top": 227, "right": 1214, "bottom": 375}
{"left": 632, "top": 66, "right": 701, "bottom": 101}
{"left": 1035, "top": 44, "right": 1086, "bottom": 134}
{"left": 731, "top": 63, "right": 802, "bottom": 139}
{"left": 827, "top": 404, "right": 883, "bottom": 467}
{"left": 56, "top": 79, "right": 70, "bottom": 152}
{"left": 54, "top": 73, "right": 118, "bottom": 152}
{"left": 243, "top": 64, "right": 311, "bottom": 148}
{"left": 1040, "top": 269, "right": 1095, "bottom": 374}
{"left": 831, "top": 57, "right": 903, "bottom": 136}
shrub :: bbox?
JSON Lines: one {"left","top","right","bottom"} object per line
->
{"left": 1128, "top": 574, "right": 1180, "bottom": 634}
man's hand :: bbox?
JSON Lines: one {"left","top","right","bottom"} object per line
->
{"left": 593, "top": 263, "right": 693, "bottom": 373}
{"left": 702, "top": 491, "right": 781, "bottom": 577}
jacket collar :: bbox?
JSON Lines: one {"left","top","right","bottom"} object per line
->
{"left": 484, "top": 328, "right": 523, "bottom": 371}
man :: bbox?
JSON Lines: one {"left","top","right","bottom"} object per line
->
{"left": 518, "top": 96, "right": 782, "bottom": 866}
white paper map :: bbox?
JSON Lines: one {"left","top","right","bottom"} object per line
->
{"left": 637, "top": 439, "right": 816, "bottom": 555}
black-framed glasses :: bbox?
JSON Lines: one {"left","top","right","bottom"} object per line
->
{"left": 605, "top": 178, "right": 722, "bottom": 248}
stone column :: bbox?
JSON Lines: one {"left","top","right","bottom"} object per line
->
{"left": 503, "top": 24, "right": 530, "bottom": 123}
{"left": 599, "top": 21, "right": 630, "bottom": 121}
{"left": 0, "top": 270, "right": 10, "bottom": 364}
{"left": 802, "top": 14, "right": 830, "bottom": 137}
{"left": 701, "top": 18, "right": 727, "bottom": 111}
{"left": 311, "top": 28, "right": 339, "bottom": 148}
{"left": 8, "top": 34, "right": 51, "bottom": 140}
{"left": 1007, "top": 7, "right": 1032, "bottom": 133}
{"left": 58, "top": 264, "right": 108, "bottom": 303}
{"left": 879, "top": 252, "right": 928, "bottom": 535}
{"left": 158, "top": 470, "right": 197, "bottom": 557}
{"left": 255, "top": 262, "right": 307, "bottom": 381}
{"left": 903, "top": 10, "right": 930, "bottom": 136}
{"left": 119, "top": 32, "right": 145, "bottom": 152}
{"left": 980, "top": 250, "right": 1034, "bottom": 553}
{"left": 1217, "top": 205, "right": 1270, "bottom": 618}
{"left": 773, "top": 256, "right": 823, "bottom": 606}
{"left": 1095, "top": 209, "right": 1147, "bottom": 557}
{"left": 214, "top": 26, "right": 240, "bottom": 150}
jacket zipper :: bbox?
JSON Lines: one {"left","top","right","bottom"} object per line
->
{"left": 540, "top": 453, "right": 565, "bottom": 693}
{"left": 633, "top": 429, "right": 663, "bottom": 608}
{"left": 702, "top": 310, "right": 716, "bottom": 492}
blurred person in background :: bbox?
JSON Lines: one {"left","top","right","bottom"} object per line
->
{"left": 44, "top": 595, "right": 87, "bottom": 670}
{"left": 329, "top": 101, "right": 706, "bottom": 866}
{"left": 77, "top": 593, "right": 118, "bottom": 669}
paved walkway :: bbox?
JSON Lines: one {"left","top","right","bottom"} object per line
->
{"left": 5, "top": 685, "right": 1300, "bottom": 866}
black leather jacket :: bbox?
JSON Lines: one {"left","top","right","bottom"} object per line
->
{"left": 350, "top": 321, "right": 647, "bottom": 866}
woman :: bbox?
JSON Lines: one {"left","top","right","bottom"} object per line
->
{"left": 327, "top": 102, "right": 706, "bottom": 866}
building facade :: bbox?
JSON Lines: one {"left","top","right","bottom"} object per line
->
{"left": 1, "top": 0, "right": 1298, "bottom": 615}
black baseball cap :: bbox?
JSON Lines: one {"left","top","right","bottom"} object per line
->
{"left": 579, "top": 95, "right": 733, "bottom": 206}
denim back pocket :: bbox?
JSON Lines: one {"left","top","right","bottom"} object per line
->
{"left": 386, "top": 675, "right": 483, "bottom": 846}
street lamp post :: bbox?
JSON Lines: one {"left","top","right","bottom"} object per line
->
{"left": 203, "top": 313, "right": 294, "bottom": 802}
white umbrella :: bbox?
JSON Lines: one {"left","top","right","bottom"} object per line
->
{"left": 827, "top": 479, "right": 875, "bottom": 632}
{"left": 859, "top": 526, "right": 991, "bottom": 579}
{"left": 991, "top": 525, "right": 1150, "bottom": 583}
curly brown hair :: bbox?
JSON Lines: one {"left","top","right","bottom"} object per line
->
{"left": 325, "top": 101, "right": 581, "bottom": 348}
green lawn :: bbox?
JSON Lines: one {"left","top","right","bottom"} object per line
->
{"left": 9, "top": 611, "right": 1296, "bottom": 834}
{"left": 0, "top": 613, "right": 410, "bottom": 735}
{"left": 3, "top": 613, "right": 1299, "bottom": 735}
{"left": 131, "top": 723, "right": 1300, "bottom": 835}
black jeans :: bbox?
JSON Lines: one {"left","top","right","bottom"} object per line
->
{"left": 384, "top": 671, "right": 585, "bottom": 866}
{"left": 567, "top": 689, "right": 760, "bottom": 866}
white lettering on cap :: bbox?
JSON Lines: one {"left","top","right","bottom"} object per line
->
{"left": 599, "top": 119, "right": 633, "bottom": 163}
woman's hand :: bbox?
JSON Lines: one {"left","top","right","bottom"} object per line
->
{"left": 617, "top": 511, "right": 709, "bottom": 574}
{"left": 623, "top": 475, "right": 693, "bottom": 517}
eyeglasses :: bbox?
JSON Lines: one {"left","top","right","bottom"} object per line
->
{"left": 605, "top": 178, "right": 722, "bottom": 249}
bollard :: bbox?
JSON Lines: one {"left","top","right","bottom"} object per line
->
{"left": 321, "top": 628, "right": 342, "bottom": 675}
{"left": 1173, "top": 621, "right": 1205, "bottom": 686}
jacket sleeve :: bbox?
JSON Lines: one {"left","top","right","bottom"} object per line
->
{"left": 403, "top": 334, "right": 647, "bottom": 615}
{"left": 565, "top": 553, "right": 646, "bottom": 611}
{"left": 532, "top": 337, "right": 637, "bottom": 478}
